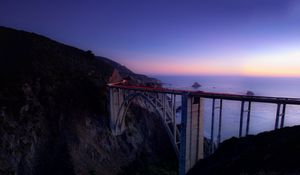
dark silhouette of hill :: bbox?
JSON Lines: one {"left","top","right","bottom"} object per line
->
{"left": 0, "top": 26, "right": 113, "bottom": 115}
{"left": 188, "top": 125, "right": 300, "bottom": 175}
{"left": 0, "top": 26, "right": 175, "bottom": 175}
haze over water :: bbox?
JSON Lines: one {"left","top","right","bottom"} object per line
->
{"left": 154, "top": 75, "right": 300, "bottom": 141}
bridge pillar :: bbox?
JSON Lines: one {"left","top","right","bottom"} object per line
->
{"left": 179, "top": 93, "right": 204, "bottom": 175}
{"left": 109, "top": 88, "right": 126, "bottom": 135}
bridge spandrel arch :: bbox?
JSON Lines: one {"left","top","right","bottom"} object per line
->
{"left": 109, "top": 88, "right": 180, "bottom": 154}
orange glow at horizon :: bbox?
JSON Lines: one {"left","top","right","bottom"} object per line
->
{"left": 125, "top": 48, "right": 300, "bottom": 77}
{"left": 127, "top": 60, "right": 242, "bottom": 76}
{"left": 128, "top": 62, "right": 300, "bottom": 77}
{"left": 240, "top": 48, "right": 300, "bottom": 77}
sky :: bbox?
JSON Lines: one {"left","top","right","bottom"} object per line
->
{"left": 1, "top": 0, "right": 300, "bottom": 77}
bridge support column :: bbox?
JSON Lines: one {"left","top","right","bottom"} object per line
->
{"left": 109, "top": 88, "right": 125, "bottom": 135}
{"left": 179, "top": 93, "right": 204, "bottom": 175}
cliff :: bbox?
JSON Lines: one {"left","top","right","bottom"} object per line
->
{"left": 188, "top": 125, "right": 300, "bottom": 175}
{"left": 0, "top": 26, "right": 175, "bottom": 175}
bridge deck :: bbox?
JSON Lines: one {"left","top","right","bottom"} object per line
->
{"left": 108, "top": 84, "right": 300, "bottom": 105}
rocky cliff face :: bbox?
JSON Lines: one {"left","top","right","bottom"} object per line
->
{"left": 0, "top": 26, "right": 176, "bottom": 175}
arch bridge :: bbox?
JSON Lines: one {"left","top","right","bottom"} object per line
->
{"left": 108, "top": 83, "right": 300, "bottom": 175}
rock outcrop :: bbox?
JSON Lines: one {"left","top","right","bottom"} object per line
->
{"left": 0, "top": 26, "right": 175, "bottom": 175}
{"left": 192, "top": 82, "right": 201, "bottom": 89}
{"left": 246, "top": 90, "right": 254, "bottom": 96}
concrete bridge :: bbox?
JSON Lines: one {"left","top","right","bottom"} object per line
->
{"left": 108, "top": 82, "right": 300, "bottom": 175}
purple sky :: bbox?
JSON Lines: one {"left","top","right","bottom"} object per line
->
{"left": 1, "top": 0, "right": 300, "bottom": 76}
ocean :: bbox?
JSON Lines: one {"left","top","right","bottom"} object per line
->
{"left": 152, "top": 75, "right": 300, "bottom": 141}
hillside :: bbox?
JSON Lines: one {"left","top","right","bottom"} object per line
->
{"left": 98, "top": 56, "right": 161, "bottom": 86}
{"left": 0, "top": 26, "right": 175, "bottom": 175}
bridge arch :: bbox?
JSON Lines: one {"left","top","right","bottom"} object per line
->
{"left": 114, "top": 91, "right": 179, "bottom": 155}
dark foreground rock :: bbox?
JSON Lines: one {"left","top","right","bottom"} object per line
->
{"left": 188, "top": 126, "right": 300, "bottom": 175}
{"left": 0, "top": 26, "right": 176, "bottom": 175}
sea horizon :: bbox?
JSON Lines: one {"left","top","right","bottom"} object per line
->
{"left": 151, "top": 74, "right": 300, "bottom": 98}
{"left": 152, "top": 74, "right": 300, "bottom": 140}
